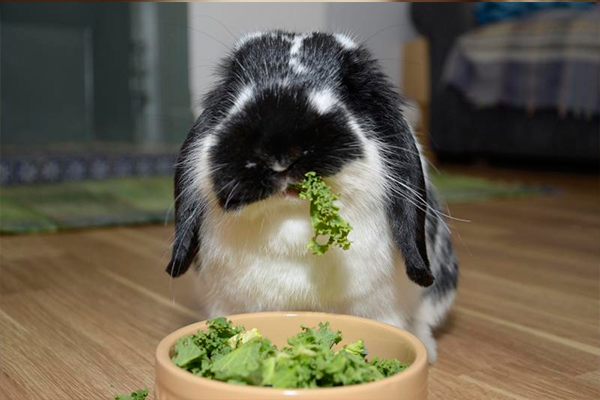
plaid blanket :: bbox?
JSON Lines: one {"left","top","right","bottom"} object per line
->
{"left": 443, "top": 7, "right": 600, "bottom": 118}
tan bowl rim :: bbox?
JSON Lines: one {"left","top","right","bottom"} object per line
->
{"left": 156, "top": 311, "right": 428, "bottom": 395}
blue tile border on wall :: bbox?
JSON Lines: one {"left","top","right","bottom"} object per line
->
{"left": 0, "top": 153, "right": 178, "bottom": 186}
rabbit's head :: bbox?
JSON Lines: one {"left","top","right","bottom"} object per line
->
{"left": 167, "top": 31, "right": 434, "bottom": 288}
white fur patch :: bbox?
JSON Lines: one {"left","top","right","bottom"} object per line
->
{"left": 234, "top": 31, "right": 264, "bottom": 49}
{"left": 309, "top": 88, "right": 337, "bottom": 115}
{"left": 288, "top": 58, "right": 307, "bottom": 74}
{"left": 288, "top": 33, "right": 310, "bottom": 74}
{"left": 289, "top": 34, "right": 307, "bottom": 56}
{"left": 341, "top": 108, "right": 370, "bottom": 148}
{"left": 334, "top": 33, "right": 357, "bottom": 50}
{"left": 416, "top": 291, "right": 456, "bottom": 329}
{"left": 229, "top": 85, "right": 255, "bottom": 116}
{"left": 187, "top": 84, "right": 259, "bottom": 208}
{"left": 271, "top": 161, "right": 288, "bottom": 172}
{"left": 192, "top": 134, "right": 216, "bottom": 202}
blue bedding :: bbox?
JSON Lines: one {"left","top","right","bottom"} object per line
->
{"left": 474, "top": 2, "right": 596, "bottom": 25}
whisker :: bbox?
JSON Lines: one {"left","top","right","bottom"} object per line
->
{"left": 189, "top": 14, "right": 238, "bottom": 41}
{"left": 224, "top": 182, "right": 241, "bottom": 210}
{"left": 158, "top": 22, "right": 231, "bottom": 51}
{"left": 351, "top": 159, "right": 469, "bottom": 228}
{"left": 361, "top": 22, "right": 414, "bottom": 45}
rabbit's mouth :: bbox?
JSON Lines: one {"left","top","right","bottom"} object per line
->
{"left": 278, "top": 177, "right": 301, "bottom": 197}
{"left": 283, "top": 187, "right": 299, "bottom": 197}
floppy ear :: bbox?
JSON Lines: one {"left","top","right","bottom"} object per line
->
{"left": 385, "top": 126, "right": 435, "bottom": 288}
{"left": 337, "top": 45, "right": 434, "bottom": 287}
{"left": 166, "top": 130, "right": 205, "bottom": 278}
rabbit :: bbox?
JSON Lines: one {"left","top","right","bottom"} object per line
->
{"left": 166, "top": 31, "right": 458, "bottom": 363}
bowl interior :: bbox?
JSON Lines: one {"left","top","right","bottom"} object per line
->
{"left": 167, "top": 312, "right": 419, "bottom": 367}
{"left": 157, "top": 312, "right": 428, "bottom": 400}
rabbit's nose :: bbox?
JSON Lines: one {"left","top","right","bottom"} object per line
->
{"left": 270, "top": 148, "right": 303, "bottom": 173}
{"left": 272, "top": 161, "right": 291, "bottom": 172}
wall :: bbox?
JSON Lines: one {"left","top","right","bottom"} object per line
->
{"left": 326, "top": 2, "right": 418, "bottom": 89}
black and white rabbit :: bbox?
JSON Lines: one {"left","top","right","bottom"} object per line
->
{"left": 167, "top": 31, "right": 458, "bottom": 363}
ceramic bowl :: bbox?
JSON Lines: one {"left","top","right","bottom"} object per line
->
{"left": 155, "top": 311, "right": 428, "bottom": 400}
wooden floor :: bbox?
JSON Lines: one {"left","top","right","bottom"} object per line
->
{"left": 1, "top": 166, "right": 599, "bottom": 400}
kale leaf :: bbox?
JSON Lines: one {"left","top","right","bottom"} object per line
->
{"left": 293, "top": 172, "right": 353, "bottom": 255}
{"left": 113, "top": 388, "right": 148, "bottom": 400}
{"left": 170, "top": 318, "right": 408, "bottom": 389}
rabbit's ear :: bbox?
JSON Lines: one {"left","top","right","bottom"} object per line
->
{"left": 166, "top": 128, "right": 205, "bottom": 278}
{"left": 385, "top": 130, "right": 434, "bottom": 288}
{"left": 338, "top": 44, "right": 434, "bottom": 287}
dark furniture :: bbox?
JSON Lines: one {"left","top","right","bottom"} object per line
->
{"left": 411, "top": 3, "right": 599, "bottom": 168}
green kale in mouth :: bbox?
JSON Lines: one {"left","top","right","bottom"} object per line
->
{"left": 291, "top": 172, "right": 353, "bottom": 255}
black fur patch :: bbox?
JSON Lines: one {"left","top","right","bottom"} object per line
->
{"left": 210, "top": 89, "right": 363, "bottom": 210}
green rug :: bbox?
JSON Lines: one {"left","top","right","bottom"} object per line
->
{"left": 0, "top": 173, "right": 550, "bottom": 234}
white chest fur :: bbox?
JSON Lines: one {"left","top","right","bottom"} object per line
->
{"left": 194, "top": 150, "right": 423, "bottom": 321}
